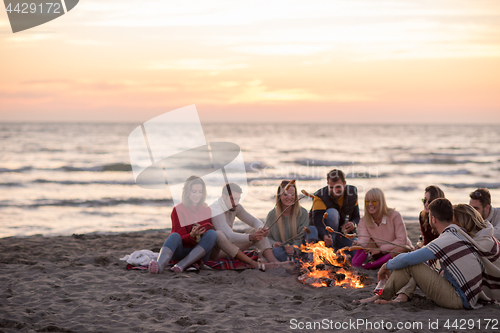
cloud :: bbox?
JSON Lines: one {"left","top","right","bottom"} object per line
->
{"left": 224, "top": 81, "right": 373, "bottom": 104}
{"left": 65, "top": 39, "right": 107, "bottom": 46}
{"left": 230, "top": 44, "right": 333, "bottom": 56}
{"left": 148, "top": 59, "right": 249, "bottom": 71}
{"left": 76, "top": 0, "right": 500, "bottom": 29}
{"left": 5, "top": 34, "right": 55, "bottom": 43}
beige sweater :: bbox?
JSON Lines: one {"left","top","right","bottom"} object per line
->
{"left": 210, "top": 196, "right": 263, "bottom": 243}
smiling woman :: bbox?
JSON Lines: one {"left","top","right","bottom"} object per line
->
{"left": 351, "top": 188, "right": 413, "bottom": 270}
{"left": 148, "top": 175, "right": 217, "bottom": 274}
{"left": 265, "top": 180, "right": 318, "bottom": 262}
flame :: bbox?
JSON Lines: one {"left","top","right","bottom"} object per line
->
{"left": 298, "top": 241, "right": 366, "bottom": 288}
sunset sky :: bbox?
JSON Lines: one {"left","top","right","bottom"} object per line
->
{"left": 1, "top": 0, "right": 499, "bottom": 123}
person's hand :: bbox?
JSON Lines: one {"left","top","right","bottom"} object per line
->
{"left": 285, "top": 245, "right": 295, "bottom": 255}
{"left": 273, "top": 242, "right": 282, "bottom": 248}
{"left": 250, "top": 229, "right": 265, "bottom": 242}
{"left": 323, "top": 234, "right": 333, "bottom": 247}
{"left": 377, "top": 263, "right": 391, "bottom": 282}
{"left": 414, "top": 243, "right": 423, "bottom": 250}
{"left": 190, "top": 224, "right": 206, "bottom": 238}
{"left": 369, "top": 248, "right": 381, "bottom": 256}
{"left": 343, "top": 221, "right": 355, "bottom": 233}
{"left": 261, "top": 227, "right": 270, "bottom": 237}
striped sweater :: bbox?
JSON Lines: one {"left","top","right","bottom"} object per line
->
{"left": 427, "top": 223, "right": 500, "bottom": 308}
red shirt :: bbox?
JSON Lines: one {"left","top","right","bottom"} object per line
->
{"left": 171, "top": 203, "right": 213, "bottom": 248}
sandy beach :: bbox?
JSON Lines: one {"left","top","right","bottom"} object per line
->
{"left": 1, "top": 223, "right": 499, "bottom": 333}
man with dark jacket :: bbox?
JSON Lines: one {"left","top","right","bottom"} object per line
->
{"left": 310, "top": 169, "right": 360, "bottom": 250}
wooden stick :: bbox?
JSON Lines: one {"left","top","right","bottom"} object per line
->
{"left": 327, "top": 229, "right": 413, "bottom": 251}
{"left": 339, "top": 245, "right": 405, "bottom": 255}
{"left": 283, "top": 230, "right": 305, "bottom": 245}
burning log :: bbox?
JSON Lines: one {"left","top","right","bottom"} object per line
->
{"left": 334, "top": 273, "right": 346, "bottom": 283}
{"left": 298, "top": 241, "right": 368, "bottom": 288}
{"left": 298, "top": 275, "right": 336, "bottom": 287}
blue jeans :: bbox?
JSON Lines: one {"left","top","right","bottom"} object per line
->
{"left": 324, "top": 208, "right": 354, "bottom": 252}
{"left": 272, "top": 226, "right": 319, "bottom": 262}
{"left": 162, "top": 229, "right": 217, "bottom": 261}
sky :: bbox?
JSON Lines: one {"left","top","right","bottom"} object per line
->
{"left": 1, "top": 0, "right": 500, "bottom": 123}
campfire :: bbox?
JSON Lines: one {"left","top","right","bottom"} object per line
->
{"left": 297, "top": 241, "right": 369, "bottom": 288}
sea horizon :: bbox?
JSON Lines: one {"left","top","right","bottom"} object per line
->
{"left": 1, "top": 122, "right": 499, "bottom": 238}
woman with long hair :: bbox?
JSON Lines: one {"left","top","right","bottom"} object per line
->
{"left": 351, "top": 188, "right": 412, "bottom": 270}
{"left": 149, "top": 176, "right": 217, "bottom": 274}
{"left": 452, "top": 204, "right": 500, "bottom": 300}
{"left": 265, "top": 180, "right": 318, "bottom": 262}
{"left": 418, "top": 185, "right": 445, "bottom": 247}
{"left": 453, "top": 204, "right": 488, "bottom": 237}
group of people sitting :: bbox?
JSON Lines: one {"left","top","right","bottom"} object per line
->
{"left": 148, "top": 168, "right": 500, "bottom": 310}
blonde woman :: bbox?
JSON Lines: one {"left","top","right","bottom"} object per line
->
{"left": 351, "top": 188, "right": 412, "bottom": 269}
{"left": 453, "top": 204, "right": 488, "bottom": 237}
{"left": 149, "top": 176, "right": 217, "bottom": 274}
{"left": 266, "top": 180, "right": 318, "bottom": 261}
{"left": 450, "top": 204, "right": 500, "bottom": 301}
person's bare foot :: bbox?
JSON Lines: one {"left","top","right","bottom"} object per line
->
{"left": 374, "top": 293, "right": 408, "bottom": 304}
{"left": 353, "top": 294, "right": 381, "bottom": 304}
{"left": 393, "top": 293, "right": 409, "bottom": 302}
{"left": 148, "top": 260, "right": 159, "bottom": 274}
{"left": 171, "top": 265, "right": 183, "bottom": 273}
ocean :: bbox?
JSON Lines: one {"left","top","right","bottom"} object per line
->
{"left": 1, "top": 122, "right": 499, "bottom": 238}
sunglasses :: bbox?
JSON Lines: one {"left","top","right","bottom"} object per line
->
{"left": 470, "top": 191, "right": 482, "bottom": 199}
{"left": 365, "top": 200, "right": 378, "bottom": 205}
{"left": 422, "top": 198, "right": 432, "bottom": 205}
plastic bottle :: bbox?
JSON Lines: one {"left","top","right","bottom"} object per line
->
{"left": 342, "top": 215, "right": 350, "bottom": 233}
{"left": 416, "top": 235, "right": 423, "bottom": 248}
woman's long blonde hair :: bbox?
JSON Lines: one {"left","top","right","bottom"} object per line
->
{"left": 363, "top": 188, "right": 394, "bottom": 227}
{"left": 181, "top": 176, "right": 207, "bottom": 208}
{"left": 453, "top": 204, "right": 487, "bottom": 237}
{"left": 275, "top": 180, "right": 302, "bottom": 241}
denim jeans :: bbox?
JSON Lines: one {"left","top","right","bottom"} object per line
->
{"left": 162, "top": 229, "right": 217, "bottom": 261}
{"left": 272, "top": 225, "right": 319, "bottom": 262}
{"left": 324, "top": 208, "right": 354, "bottom": 254}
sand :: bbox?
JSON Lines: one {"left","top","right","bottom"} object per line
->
{"left": 1, "top": 223, "right": 499, "bottom": 333}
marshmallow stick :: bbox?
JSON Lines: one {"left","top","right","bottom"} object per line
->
{"left": 283, "top": 179, "right": 296, "bottom": 192}
{"left": 340, "top": 245, "right": 405, "bottom": 255}
{"left": 329, "top": 228, "right": 412, "bottom": 251}
{"left": 282, "top": 229, "right": 308, "bottom": 245}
